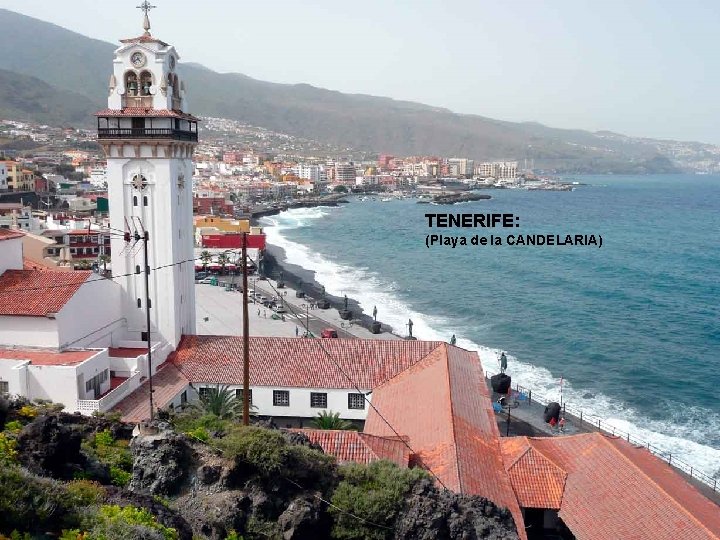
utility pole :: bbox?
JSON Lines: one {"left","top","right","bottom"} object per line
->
{"left": 139, "top": 229, "right": 154, "bottom": 420}
{"left": 241, "top": 231, "right": 250, "bottom": 426}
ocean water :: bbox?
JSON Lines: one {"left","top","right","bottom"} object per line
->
{"left": 260, "top": 175, "right": 720, "bottom": 478}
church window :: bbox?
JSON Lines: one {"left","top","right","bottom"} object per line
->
{"left": 143, "top": 196, "right": 148, "bottom": 206}
{"left": 140, "top": 71, "right": 153, "bottom": 96}
{"left": 133, "top": 196, "right": 138, "bottom": 206}
{"left": 136, "top": 265, "right": 141, "bottom": 274}
{"left": 148, "top": 299, "right": 152, "bottom": 308}
{"left": 137, "top": 298, "right": 142, "bottom": 308}
{"left": 125, "top": 71, "right": 139, "bottom": 96}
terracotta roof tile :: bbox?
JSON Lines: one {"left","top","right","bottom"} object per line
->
{"left": 170, "top": 335, "right": 443, "bottom": 390}
{"left": 503, "top": 442, "right": 566, "bottom": 509}
{"left": 0, "top": 270, "right": 91, "bottom": 316}
{"left": 0, "top": 229, "right": 24, "bottom": 241}
{"left": 500, "top": 434, "right": 720, "bottom": 540}
{"left": 119, "top": 34, "right": 169, "bottom": 46}
{"left": 94, "top": 108, "right": 199, "bottom": 121}
{"left": 363, "top": 344, "right": 526, "bottom": 539}
{"left": 0, "top": 347, "right": 100, "bottom": 366}
{"left": 113, "top": 363, "right": 189, "bottom": 423}
{"left": 293, "top": 429, "right": 410, "bottom": 467}
{"left": 108, "top": 347, "right": 148, "bottom": 358}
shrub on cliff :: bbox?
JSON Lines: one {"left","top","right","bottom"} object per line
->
{"left": 329, "top": 460, "right": 428, "bottom": 540}
{"left": 0, "top": 466, "right": 81, "bottom": 534}
{"left": 72, "top": 504, "right": 179, "bottom": 540}
{"left": 217, "top": 425, "right": 336, "bottom": 489}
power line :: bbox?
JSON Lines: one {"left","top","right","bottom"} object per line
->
{"left": 0, "top": 256, "right": 198, "bottom": 296}
{"left": 261, "top": 278, "right": 450, "bottom": 491}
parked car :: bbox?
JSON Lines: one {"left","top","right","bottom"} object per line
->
{"left": 274, "top": 305, "right": 287, "bottom": 314}
{"left": 197, "top": 277, "right": 215, "bottom": 284}
{"left": 321, "top": 328, "right": 338, "bottom": 338}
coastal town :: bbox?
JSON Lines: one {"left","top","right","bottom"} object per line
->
{"left": 0, "top": 6, "right": 718, "bottom": 540}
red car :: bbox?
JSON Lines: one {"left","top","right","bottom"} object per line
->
{"left": 321, "top": 328, "right": 338, "bottom": 338}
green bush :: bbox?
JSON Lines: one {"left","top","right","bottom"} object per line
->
{"left": 172, "top": 411, "right": 229, "bottom": 435}
{"left": 92, "top": 429, "right": 115, "bottom": 448}
{"left": 66, "top": 479, "right": 106, "bottom": 506}
{"left": 3, "top": 420, "right": 22, "bottom": 433}
{"left": 0, "top": 432, "right": 18, "bottom": 465}
{"left": 185, "top": 426, "right": 210, "bottom": 442}
{"left": 0, "top": 466, "right": 80, "bottom": 534}
{"left": 83, "top": 505, "right": 178, "bottom": 540}
{"left": 109, "top": 466, "right": 132, "bottom": 487}
{"left": 217, "top": 426, "right": 289, "bottom": 475}
{"left": 83, "top": 430, "right": 133, "bottom": 486}
{"left": 330, "top": 461, "right": 428, "bottom": 540}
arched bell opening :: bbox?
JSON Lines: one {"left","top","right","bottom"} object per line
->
{"left": 125, "top": 71, "right": 139, "bottom": 96}
{"left": 140, "top": 71, "right": 153, "bottom": 96}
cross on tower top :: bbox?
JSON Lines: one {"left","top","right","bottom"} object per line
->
{"left": 137, "top": 1, "right": 157, "bottom": 35}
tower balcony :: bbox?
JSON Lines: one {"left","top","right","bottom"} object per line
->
{"left": 97, "top": 127, "right": 198, "bottom": 142}
{"left": 95, "top": 109, "right": 200, "bottom": 143}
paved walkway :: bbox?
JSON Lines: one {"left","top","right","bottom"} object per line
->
{"left": 195, "top": 278, "right": 399, "bottom": 340}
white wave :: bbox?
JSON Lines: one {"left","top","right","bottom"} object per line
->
{"left": 261, "top": 208, "right": 720, "bottom": 480}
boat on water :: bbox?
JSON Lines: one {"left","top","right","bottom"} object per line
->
{"left": 381, "top": 197, "right": 393, "bottom": 202}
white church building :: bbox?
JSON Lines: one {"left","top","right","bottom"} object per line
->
{"left": 0, "top": 9, "right": 192, "bottom": 414}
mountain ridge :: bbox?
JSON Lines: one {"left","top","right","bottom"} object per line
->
{"left": 0, "top": 8, "right": 706, "bottom": 172}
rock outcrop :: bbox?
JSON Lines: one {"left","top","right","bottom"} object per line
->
{"left": 394, "top": 479, "right": 519, "bottom": 540}
{"left": 16, "top": 414, "right": 84, "bottom": 477}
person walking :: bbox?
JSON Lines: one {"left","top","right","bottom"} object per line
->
{"left": 295, "top": 326, "right": 299, "bottom": 337}
{"left": 559, "top": 417, "right": 566, "bottom": 433}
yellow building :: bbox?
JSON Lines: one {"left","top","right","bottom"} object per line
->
{"left": 0, "top": 161, "right": 35, "bottom": 192}
{"left": 193, "top": 216, "right": 250, "bottom": 233}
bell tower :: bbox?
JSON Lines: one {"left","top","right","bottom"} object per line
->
{"left": 96, "top": 3, "right": 198, "bottom": 349}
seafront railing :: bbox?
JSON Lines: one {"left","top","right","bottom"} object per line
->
{"left": 486, "top": 372, "right": 719, "bottom": 493}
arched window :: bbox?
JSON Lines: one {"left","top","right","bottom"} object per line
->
{"left": 125, "top": 71, "right": 139, "bottom": 96}
{"left": 137, "top": 298, "right": 142, "bottom": 308}
{"left": 133, "top": 195, "right": 138, "bottom": 206}
{"left": 143, "top": 196, "right": 148, "bottom": 206}
{"left": 135, "top": 265, "right": 141, "bottom": 274}
{"left": 140, "top": 71, "right": 153, "bottom": 96}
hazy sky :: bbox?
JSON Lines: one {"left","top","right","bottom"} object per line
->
{"left": 2, "top": 0, "right": 719, "bottom": 144}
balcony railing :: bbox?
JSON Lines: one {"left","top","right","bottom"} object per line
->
{"left": 97, "top": 128, "right": 198, "bottom": 142}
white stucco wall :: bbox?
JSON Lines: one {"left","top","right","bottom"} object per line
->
{"left": 0, "top": 236, "right": 23, "bottom": 274}
{"left": 195, "top": 384, "right": 371, "bottom": 421}
{"left": 26, "top": 350, "right": 110, "bottom": 409}
{"left": 0, "top": 359, "right": 29, "bottom": 396}
{"left": 0, "top": 316, "right": 60, "bottom": 348}
{"left": 56, "top": 276, "right": 123, "bottom": 349}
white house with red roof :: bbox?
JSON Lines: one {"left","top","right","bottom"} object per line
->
{"left": 0, "top": 11, "right": 198, "bottom": 414}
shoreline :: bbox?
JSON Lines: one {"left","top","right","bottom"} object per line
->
{"left": 252, "top": 202, "right": 720, "bottom": 482}
{"left": 261, "top": 243, "right": 399, "bottom": 338}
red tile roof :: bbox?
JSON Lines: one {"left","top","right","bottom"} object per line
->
{"left": 0, "top": 270, "right": 91, "bottom": 316}
{"left": 500, "top": 434, "right": 720, "bottom": 540}
{"left": 363, "top": 344, "right": 526, "bottom": 539}
{"left": 0, "top": 229, "right": 24, "bottom": 241}
{"left": 94, "top": 108, "right": 199, "bottom": 121}
{"left": 0, "top": 347, "right": 100, "bottom": 366}
{"left": 293, "top": 429, "right": 410, "bottom": 467}
{"left": 108, "top": 347, "right": 148, "bottom": 358}
{"left": 119, "top": 34, "right": 169, "bottom": 46}
{"left": 169, "top": 335, "right": 443, "bottom": 390}
{"left": 113, "top": 363, "right": 189, "bottom": 423}
{"left": 501, "top": 438, "right": 566, "bottom": 509}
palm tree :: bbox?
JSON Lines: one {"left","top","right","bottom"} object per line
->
{"left": 191, "top": 385, "right": 241, "bottom": 419}
{"left": 217, "top": 252, "right": 230, "bottom": 275}
{"left": 200, "top": 250, "right": 212, "bottom": 272}
{"left": 311, "top": 410, "right": 352, "bottom": 430}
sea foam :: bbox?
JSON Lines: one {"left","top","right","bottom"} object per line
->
{"left": 261, "top": 207, "right": 720, "bottom": 480}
